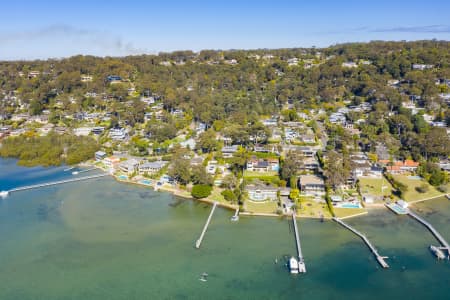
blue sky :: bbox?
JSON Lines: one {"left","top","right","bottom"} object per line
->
{"left": 1, "top": 0, "right": 450, "bottom": 60}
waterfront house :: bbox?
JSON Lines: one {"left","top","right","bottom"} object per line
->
{"left": 245, "top": 183, "right": 278, "bottom": 201}
{"left": 298, "top": 175, "right": 326, "bottom": 196}
{"left": 139, "top": 161, "right": 167, "bottom": 175}
{"left": 119, "top": 159, "right": 140, "bottom": 175}
{"left": 103, "top": 156, "right": 121, "bottom": 169}
{"left": 382, "top": 159, "right": 419, "bottom": 174}
{"left": 368, "top": 166, "right": 383, "bottom": 178}
{"left": 95, "top": 151, "right": 107, "bottom": 161}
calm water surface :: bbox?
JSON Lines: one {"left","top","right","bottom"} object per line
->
{"left": 0, "top": 158, "right": 449, "bottom": 299}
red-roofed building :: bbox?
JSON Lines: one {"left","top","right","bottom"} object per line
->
{"left": 384, "top": 159, "right": 419, "bottom": 174}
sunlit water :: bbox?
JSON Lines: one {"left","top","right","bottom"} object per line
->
{"left": 0, "top": 158, "right": 449, "bottom": 299}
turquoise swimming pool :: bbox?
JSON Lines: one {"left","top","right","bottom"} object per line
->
{"left": 118, "top": 175, "right": 128, "bottom": 180}
{"left": 139, "top": 179, "right": 152, "bottom": 185}
{"left": 340, "top": 203, "right": 361, "bottom": 209}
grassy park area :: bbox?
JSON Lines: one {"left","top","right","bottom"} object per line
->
{"left": 392, "top": 175, "right": 446, "bottom": 202}
{"left": 358, "top": 177, "right": 394, "bottom": 198}
{"left": 334, "top": 208, "right": 367, "bottom": 219}
{"left": 296, "top": 199, "right": 332, "bottom": 218}
{"left": 244, "top": 200, "right": 279, "bottom": 214}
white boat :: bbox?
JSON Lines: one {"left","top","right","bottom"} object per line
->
{"left": 430, "top": 245, "right": 446, "bottom": 260}
{"left": 199, "top": 277, "right": 207, "bottom": 282}
{"left": 72, "top": 171, "right": 79, "bottom": 175}
{"left": 289, "top": 257, "right": 299, "bottom": 274}
{"left": 0, "top": 191, "right": 9, "bottom": 198}
{"left": 230, "top": 215, "right": 239, "bottom": 221}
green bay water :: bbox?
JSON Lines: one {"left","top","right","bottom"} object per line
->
{"left": 0, "top": 158, "right": 449, "bottom": 299}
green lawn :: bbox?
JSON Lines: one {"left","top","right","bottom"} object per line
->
{"left": 334, "top": 208, "right": 367, "bottom": 219}
{"left": 392, "top": 175, "right": 445, "bottom": 202}
{"left": 296, "top": 199, "right": 332, "bottom": 218}
{"left": 208, "top": 188, "right": 227, "bottom": 203}
{"left": 358, "top": 177, "right": 394, "bottom": 197}
{"left": 243, "top": 170, "right": 279, "bottom": 179}
{"left": 244, "top": 200, "right": 279, "bottom": 214}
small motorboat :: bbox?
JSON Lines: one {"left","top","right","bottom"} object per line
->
{"left": 289, "top": 257, "right": 299, "bottom": 274}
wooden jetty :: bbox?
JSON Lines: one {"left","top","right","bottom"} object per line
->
{"left": 333, "top": 217, "right": 389, "bottom": 268}
{"left": 195, "top": 202, "right": 218, "bottom": 249}
{"left": 292, "top": 213, "right": 306, "bottom": 273}
{"left": 1, "top": 173, "right": 108, "bottom": 197}
{"left": 407, "top": 210, "right": 450, "bottom": 259}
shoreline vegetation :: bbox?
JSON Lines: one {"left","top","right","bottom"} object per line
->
{"left": 88, "top": 160, "right": 450, "bottom": 219}
{"left": 2, "top": 158, "right": 447, "bottom": 220}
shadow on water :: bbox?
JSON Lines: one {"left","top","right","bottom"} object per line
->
{"left": 169, "top": 198, "right": 185, "bottom": 207}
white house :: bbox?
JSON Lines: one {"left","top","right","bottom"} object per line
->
{"left": 139, "top": 161, "right": 167, "bottom": 175}
{"left": 119, "top": 159, "right": 140, "bottom": 175}
{"left": 299, "top": 175, "right": 326, "bottom": 196}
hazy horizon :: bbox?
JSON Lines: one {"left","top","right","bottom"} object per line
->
{"left": 1, "top": 0, "right": 450, "bottom": 60}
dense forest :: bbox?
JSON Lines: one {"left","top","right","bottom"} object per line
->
{"left": 0, "top": 133, "right": 99, "bottom": 166}
{"left": 0, "top": 40, "right": 449, "bottom": 164}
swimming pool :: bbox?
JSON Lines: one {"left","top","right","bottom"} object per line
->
{"left": 408, "top": 176, "right": 422, "bottom": 180}
{"left": 118, "top": 175, "right": 128, "bottom": 180}
{"left": 339, "top": 203, "right": 361, "bottom": 209}
{"left": 139, "top": 179, "right": 152, "bottom": 185}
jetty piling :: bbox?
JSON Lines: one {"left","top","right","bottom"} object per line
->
{"left": 407, "top": 210, "right": 450, "bottom": 259}
{"left": 333, "top": 217, "right": 389, "bottom": 268}
{"left": 195, "top": 202, "right": 218, "bottom": 249}
{"left": 292, "top": 213, "right": 306, "bottom": 273}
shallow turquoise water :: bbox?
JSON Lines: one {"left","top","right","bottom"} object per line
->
{"left": 0, "top": 158, "right": 449, "bottom": 299}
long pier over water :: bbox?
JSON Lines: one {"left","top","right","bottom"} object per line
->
{"left": 1, "top": 173, "right": 108, "bottom": 197}
{"left": 292, "top": 213, "right": 306, "bottom": 273}
{"left": 407, "top": 210, "right": 450, "bottom": 259}
{"left": 333, "top": 217, "right": 389, "bottom": 268}
{"left": 195, "top": 202, "right": 217, "bottom": 249}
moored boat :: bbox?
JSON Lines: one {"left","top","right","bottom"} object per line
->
{"left": 429, "top": 245, "right": 445, "bottom": 260}
{"left": 289, "top": 257, "right": 299, "bottom": 274}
